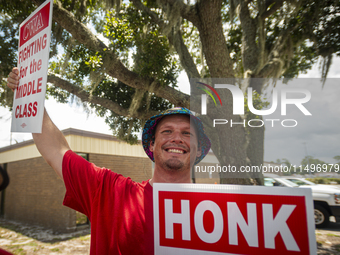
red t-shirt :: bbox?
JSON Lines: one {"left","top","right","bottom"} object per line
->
{"left": 0, "top": 249, "right": 12, "bottom": 255}
{"left": 62, "top": 150, "right": 154, "bottom": 254}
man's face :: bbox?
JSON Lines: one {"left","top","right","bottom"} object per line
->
{"left": 149, "top": 115, "right": 201, "bottom": 172}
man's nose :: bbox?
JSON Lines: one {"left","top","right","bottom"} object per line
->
{"left": 170, "top": 131, "right": 184, "bottom": 143}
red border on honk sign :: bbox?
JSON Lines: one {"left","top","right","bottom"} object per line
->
{"left": 153, "top": 183, "right": 316, "bottom": 255}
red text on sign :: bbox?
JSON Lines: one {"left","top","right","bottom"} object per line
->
{"left": 15, "top": 102, "right": 38, "bottom": 119}
{"left": 30, "top": 59, "right": 42, "bottom": 74}
{"left": 15, "top": 77, "right": 43, "bottom": 99}
{"left": 18, "top": 34, "right": 47, "bottom": 64}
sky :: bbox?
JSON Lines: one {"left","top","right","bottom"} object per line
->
{"left": 262, "top": 76, "right": 340, "bottom": 165}
{"left": 1, "top": 57, "right": 339, "bottom": 166}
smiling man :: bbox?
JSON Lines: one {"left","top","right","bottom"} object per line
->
{"left": 7, "top": 68, "right": 211, "bottom": 255}
{"left": 143, "top": 108, "right": 210, "bottom": 185}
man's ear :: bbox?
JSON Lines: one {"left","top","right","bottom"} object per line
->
{"left": 196, "top": 146, "right": 202, "bottom": 157}
{"left": 149, "top": 140, "right": 154, "bottom": 152}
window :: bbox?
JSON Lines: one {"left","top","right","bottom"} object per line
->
{"left": 76, "top": 153, "right": 89, "bottom": 160}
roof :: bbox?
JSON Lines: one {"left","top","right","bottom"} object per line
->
{"left": 0, "top": 128, "right": 147, "bottom": 164}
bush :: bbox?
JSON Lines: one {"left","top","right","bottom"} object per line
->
{"left": 328, "top": 178, "right": 340, "bottom": 184}
{"left": 306, "top": 178, "right": 340, "bottom": 184}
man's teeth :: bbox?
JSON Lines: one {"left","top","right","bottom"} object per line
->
{"left": 168, "top": 149, "right": 184, "bottom": 154}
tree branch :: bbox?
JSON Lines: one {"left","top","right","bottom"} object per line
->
{"left": 47, "top": 75, "right": 158, "bottom": 119}
{"left": 235, "top": 0, "right": 258, "bottom": 74}
{"left": 195, "top": 0, "right": 234, "bottom": 77}
{"left": 131, "top": 0, "right": 200, "bottom": 79}
{"left": 256, "top": 23, "right": 300, "bottom": 80}
{"left": 261, "top": 0, "right": 284, "bottom": 20}
{"left": 159, "top": 0, "right": 200, "bottom": 26}
{"left": 168, "top": 29, "right": 201, "bottom": 78}
{"left": 32, "top": 0, "right": 190, "bottom": 109}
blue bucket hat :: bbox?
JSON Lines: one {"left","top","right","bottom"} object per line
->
{"left": 142, "top": 107, "right": 211, "bottom": 165}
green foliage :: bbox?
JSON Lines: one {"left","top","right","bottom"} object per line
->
{"left": 182, "top": 20, "right": 202, "bottom": 72}
{"left": 282, "top": 43, "right": 317, "bottom": 80}
{"left": 301, "top": 155, "right": 326, "bottom": 167}
{"left": 307, "top": 178, "right": 340, "bottom": 184}
{"left": 334, "top": 156, "right": 340, "bottom": 164}
{"left": 296, "top": 156, "right": 340, "bottom": 175}
{"left": 274, "top": 158, "right": 294, "bottom": 176}
{"left": 309, "top": 178, "right": 326, "bottom": 184}
{"left": 273, "top": 156, "right": 340, "bottom": 176}
{"left": 226, "top": 26, "right": 243, "bottom": 77}
{"left": 104, "top": 4, "right": 179, "bottom": 87}
{"left": 284, "top": 0, "right": 340, "bottom": 79}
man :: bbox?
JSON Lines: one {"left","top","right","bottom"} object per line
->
{"left": 7, "top": 67, "right": 211, "bottom": 254}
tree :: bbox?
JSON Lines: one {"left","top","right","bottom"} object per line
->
{"left": 1, "top": 0, "right": 339, "bottom": 184}
{"left": 299, "top": 156, "right": 340, "bottom": 174}
{"left": 275, "top": 158, "right": 293, "bottom": 176}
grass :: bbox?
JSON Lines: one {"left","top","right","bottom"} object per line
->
{"left": 327, "top": 233, "right": 340, "bottom": 237}
{"left": 76, "top": 212, "right": 88, "bottom": 225}
{"left": 12, "top": 248, "right": 25, "bottom": 255}
{"left": 50, "top": 248, "right": 60, "bottom": 252}
{"left": 0, "top": 225, "right": 20, "bottom": 233}
{"left": 335, "top": 244, "right": 340, "bottom": 252}
{"left": 78, "top": 235, "right": 91, "bottom": 241}
{"left": 26, "top": 242, "right": 38, "bottom": 246}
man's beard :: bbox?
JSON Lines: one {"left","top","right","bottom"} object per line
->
{"left": 163, "top": 158, "right": 184, "bottom": 171}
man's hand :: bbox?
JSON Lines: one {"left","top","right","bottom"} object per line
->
{"left": 7, "top": 67, "right": 19, "bottom": 92}
{"left": 7, "top": 67, "right": 70, "bottom": 179}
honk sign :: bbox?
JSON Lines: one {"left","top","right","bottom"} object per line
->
{"left": 11, "top": 0, "right": 53, "bottom": 133}
{"left": 153, "top": 183, "right": 316, "bottom": 255}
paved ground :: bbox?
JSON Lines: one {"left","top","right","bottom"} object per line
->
{"left": 1, "top": 218, "right": 340, "bottom": 254}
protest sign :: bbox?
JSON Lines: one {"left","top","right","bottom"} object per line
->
{"left": 11, "top": 0, "right": 53, "bottom": 133}
{"left": 153, "top": 183, "right": 316, "bottom": 255}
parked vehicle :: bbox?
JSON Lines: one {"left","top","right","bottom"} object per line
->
{"left": 264, "top": 174, "right": 340, "bottom": 228}
{"left": 284, "top": 177, "right": 340, "bottom": 190}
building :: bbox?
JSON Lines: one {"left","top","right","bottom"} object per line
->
{"left": 0, "top": 128, "right": 152, "bottom": 232}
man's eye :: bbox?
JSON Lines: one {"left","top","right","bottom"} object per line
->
{"left": 162, "top": 130, "right": 171, "bottom": 133}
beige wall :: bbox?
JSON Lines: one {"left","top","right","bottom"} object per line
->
{"left": 4, "top": 158, "right": 76, "bottom": 232}
{"left": 89, "top": 153, "right": 153, "bottom": 183}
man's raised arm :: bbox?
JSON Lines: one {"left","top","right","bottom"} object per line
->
{"left": 7, "top": 67, "right": 70, "bottom": 179}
